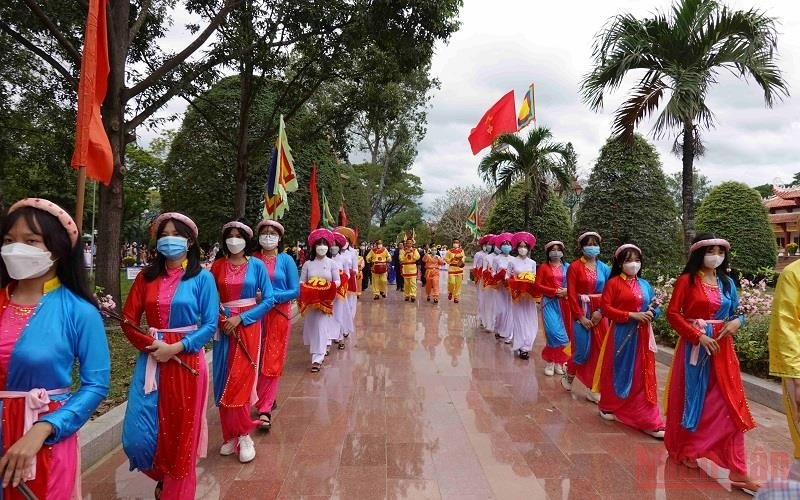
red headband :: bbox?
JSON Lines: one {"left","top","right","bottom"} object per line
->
{"left": 7, "top": 198, "right": 79, "bottom": 247}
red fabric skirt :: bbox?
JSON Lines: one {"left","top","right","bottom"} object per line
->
{"left": 261, "top": 303, "right": 292, "bottom": 377}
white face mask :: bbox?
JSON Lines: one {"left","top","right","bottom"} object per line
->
{"left": 1, "top": 243, "right": 54, "bottom": 280}
{"left": 226, "top": 237, "right": 247, "bottom": 255}
{"left": 316, "top": 245, "right": 329, "bottom": 257}
{"left": 622, "top": 261, "right": 641, "bottom": 276}
{"left": 517, "top": 247, "right": 528, "bottom": 257}
{"left": 452, "top": 243, "right": 460, "bottom": 249}
{"left": 548, "top": 250, "right": 563, "bottom": 260}
{"left": 331, "top": 246, "right": 340, "bottom": 255}
{"left": 377, "top": 244, "right": 383, "bottom": 249}
{"left": 259, "top": 234, "right": 279, "bottom": 250}
{"left": 704, "top": 254, "right": 724, "bottom": 269}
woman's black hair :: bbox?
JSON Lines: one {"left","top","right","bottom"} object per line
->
{"left": 610, "top": 246, "right": 643, "bottom": 277}
{"left": 0, "top": 207, "right": 96, "bottom": 305}
{"left": 217, "top": 223, "right": 254, "bottom": 259}
{"left": 682, "top": 233, "right": 732, "bottom": 295}
{"left": 310, "top": 238, "right": 331, "bottom": 259}
{"left": 576, "top": 233, "right": 600, "bottom": 256}
{"left": 143, "top": 218, "right": 202, "bottom": 281}
{"left": 255, "top": 224, "right": 285, "bottom": 254}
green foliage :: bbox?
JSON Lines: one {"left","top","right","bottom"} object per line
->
{"left": 485, "top": 183, "right": 572, "bottom": 263}
{"left": 665, "top": 169, "right": 713, "bottom": 217}
{"left": 695, "top": 181, "right": 777, "bottom": 276}
{"left": 352, "top": 163, "right": 423, "bottom": 230}
{"left": 787, "top": 243, "right": 799, "bottom": 255}
{"left": 575, "top": 135, "right": 682, "bottom": 275}
{"left": 752, "top": 183, "right": 773, "bottom": 199}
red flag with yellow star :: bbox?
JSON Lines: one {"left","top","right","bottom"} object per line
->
{"left": 468, "top": 91, "right": 516, "bottom": 155}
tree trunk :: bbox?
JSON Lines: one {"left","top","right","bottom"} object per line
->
{"left": 233, "top": 66, "right": 253, "bottom": 218}
{"left": 94, "top": 2, "right": 130, "bottom": 304}
{"left": 681, "top": 120, "right": 696, "bottom": 254}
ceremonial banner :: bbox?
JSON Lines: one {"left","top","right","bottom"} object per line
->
{"left": 309, "top": 162, "right": 320, "bottom": 229}
{"left": 517, "top": 83, "right": 536, "bottom": 130}
{"left": 71, "top": 0, "right": 113, "bottom": 185}
{"left": 263, "top": 115, "right": 297, "bottom": 219}
{"left": 321, "top": 189, "right": 335, "bottom": 229}
{"left": 338, "top": 194, "right": 348, "bottom": 226}
{"left": 465, "top": 198, "right": 481, "bottom": 237}
{"left": 468, "top": 91, "right": 516, "bottom": 155}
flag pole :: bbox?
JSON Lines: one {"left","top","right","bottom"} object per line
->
{"left": 75, "top": 166, "right": 87, "bottom": 234}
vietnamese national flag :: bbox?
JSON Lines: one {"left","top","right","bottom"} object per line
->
{"left": 71, "top": 0, "right": 113, "bottom": 184}
{"left": 309, "top": 162, "right": 321, "bottom": 230}
{"left": 468, "top": 91, "right": 517, "bottom": 155}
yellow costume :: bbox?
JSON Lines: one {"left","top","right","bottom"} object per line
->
{"left": 399, "top": 247, "right": 420, "bottom": 300}
{"left": 769, "top": 259, "right": 800, "bottom": 461}
{"left": 445, "top": 247, "right": 465, "bottom": 302}
{"left": 365, "top": 247, "right": 390, "bottom": 299}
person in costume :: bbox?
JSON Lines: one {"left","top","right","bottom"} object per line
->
{"left": 507, "top": 232, "right": 539, "bottom": 359}
{"left": 561, "top": 231, "right": 610, "bottom": 404}
{"left": 252, "top": 219, "right": 299, "bottom": 432}
{"left": 399, "top": 238, "right": 420, "bottom": 302}
{"left": 122, "top": 212, "right": 218, "bottom": 499}
{"left": 423, "top": 247, "right": 445, "bottom": 303}
{"left": 480, "top": 235, "right": 498, "bottom": 332}
{"left": 664, "top": 235, "right": 758, "bottom": 493}
{"left": 445, "top": 238, "right": 466, "bottom": 303}
{"left": 768, "top": 256, "right": 800, "bottom": 481}
{"left": 334, "top": 227, "right": 360, "bottom": 326}
{"left": 534, "top": 241, "right": 571, "bottom": 376}
{"left": 0, "top": 198, "right": 110, "bottom": 499}
{"left": 299, "top": 229, "right": 340, "bottom": 372}
{"left": 491, "top": 233, "right": 515, "bottom": 343}
{"left": 598, "top": 244, "right": 664, "bottom": 439}
{"left": 365, "top": 240, "right": 390, "bottom": 300}
{"left": 210, "top": 221, "right": 275, "bottom": 462}
{"left": 331, "top": 233, "right": 354, "bottom": 348}
{"left": 473, "top": 236, "right": 487, "bottom": 323}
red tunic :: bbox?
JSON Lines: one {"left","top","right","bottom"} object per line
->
{"left": 534, "top": 262, "right": 572, "bottom": 364}
{"left": 566, "top": 258, "right": 609, "bottom": 390}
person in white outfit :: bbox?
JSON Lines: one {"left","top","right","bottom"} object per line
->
{"left": 507, "top": 231, "right": 539, "bottom": 360}
{"left": 299, "top": 229, "right": 340, "bottom": 372}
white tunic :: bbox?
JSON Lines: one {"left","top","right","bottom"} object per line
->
{"left": 300, "top": 257, "right": 341, "bottom": 360}
{"left": 508, "top": 256, "right": 539, "bottom": 352}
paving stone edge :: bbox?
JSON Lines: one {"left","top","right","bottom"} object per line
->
{"left": 79, "top": 304, "right": 300, "bottom": 472}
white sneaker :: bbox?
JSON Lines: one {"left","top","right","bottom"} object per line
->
{"left": 544, "top": 363, "right": 555, "bottom": 377}
{"left": 238, "top": 435, "right": 256, "bottom": 463}
{"left": 554, "top": 364, "right": 566, "bottom": 375}
{"left": 599, "top": 410, "right": 616, "bottom": 421}
{"left": 586, "top": 392, "right": 601, "bottom": 404}
{"left": 644, "top": 429, "right": 665, "bottom": 439}
{"left": 220, "top": 438, "right": 237, "bottom": 456}
{"left": 504, "top": 337, "right": 512, "bottom": 344}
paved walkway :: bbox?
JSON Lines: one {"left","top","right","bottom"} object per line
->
{"left": 82, "top": 277, "right": 793, "bottom": 499}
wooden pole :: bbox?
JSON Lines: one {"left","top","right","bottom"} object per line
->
{"left": 75, "top": 166, "right": 87, "bottom": 234}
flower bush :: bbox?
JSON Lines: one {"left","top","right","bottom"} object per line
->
{"left": 649, "top": 275, "right": 773, "bottom": 378}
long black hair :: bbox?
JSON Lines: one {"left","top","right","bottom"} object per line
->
{"left": 217, "top": 222, "right": 253, "bottom": 259}
{"left": 610, "top": 246, "right": 643, "bottom": 277}
{"left": 682, "top": 233, "right": 732, "bottom": 295}
{"left": 143, "top": 218, "right": 202, "bottom": 281}
{"left": 0, "top": 207, "right": 96, "bottom": 305}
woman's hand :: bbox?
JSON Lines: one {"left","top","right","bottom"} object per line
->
{"left": 698, "top": 334, "right": 719, "bottom": 355}
{"left": 578, "top": 316, "right": 593, "bottom": 329}
{"left": 630, "top": 310, "right": 654, "bottom": 323}
{"left": 717, "top": 318, "right": 742, "bottom": 340}
{"left": 147, "top": 340, "right": 184, "bottom": 363}
{"left": 222, "top": 315, "right": 242, "bottom": 335}
{"left": 590, "top": 310, "right": 602, "bottom": 326}
{"left": 0, "top": 422, "right": 52, "bottom": 488}
{"left": 556, "top": 288, "right": 567, "bottom": 298}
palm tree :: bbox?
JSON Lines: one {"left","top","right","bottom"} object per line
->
{"left": 479, "top": 126, "right": 570, "bottom": 229}
{"left": 581, "top": 0, "right": 788, "bottom": 251}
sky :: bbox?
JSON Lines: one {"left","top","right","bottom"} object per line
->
{"left": 411, "top": 0, "right": 800, "bottom": 207}
{"left": 143, "top": 0, "right": 800, "bottom": 209}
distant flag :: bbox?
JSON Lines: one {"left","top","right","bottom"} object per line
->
{"left": 263, "top": 115, "right": 298, "bottom": 219}
{"left": 309, "top": 162, "right": 320, "bottom": 230}
{"left": 338, "top": 194, "right": 348, "bottom": 226}
{"left": 517, "top": 83, "right": 536, "bottom": 130}
{"left": 321, "top": 189, "right": 335, "bottom": 229}
{"left": 465, "top": 198, "right": 481, "bottom": 238}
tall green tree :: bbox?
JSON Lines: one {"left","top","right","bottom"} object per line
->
{"left": 478, "top": 126, "right": 570, "bottom": 229}
{"left": 665, "top": 169, "right": 713, "bottom": 223}
{"left": 429, "top": 185, "right": 494, "bottom": 247}
{"left": 575, "top": 135, "right": 682, "bottom": 275}
{"left": 352, "top": 163, "right": 423, "bottom": 228}
{"left": 581, "top": 0, "right": 788, "bottom": 251}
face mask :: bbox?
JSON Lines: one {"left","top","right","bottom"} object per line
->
{"left": 518, "top": 247, "right": 528, "bottom": 257}
{"left": 226, "top": 237, "right": 246, "bottom": 255}
{"left": 493, "top": 246, "right": 501, "bottom": 254}
{"left": 331, "top": 246, "right": 340, "bottom": 255}
{"left": 501, "top": 244, "right": 512, "bottom": 255}
{"left": 622, "top": 261, "right": 641, "bottom": 276}
{"left": 704, "top": 254, "right": 724, "bottom": 269}
{"left": 316, "top": 245, "right": 329, "bottom": 257}
{"left": 582, "top": 245, "right": 600, "bottom": 258}
{"left": 1, "top": 243, "right": 54, "bottom": 280}
{"left": 548, "top": 250, "right": 563, "bottom": 260}
{"left": 377, "top": 244, "right": 383, "bottom": 249}
{"left": 157, "top": 236, "right": 188, "bottom": 259}
{"left": 259, "top": 234, "right": 279, "bottom": 250}
{"left": 453, "top": 243, "right": 460, "bottom": 249}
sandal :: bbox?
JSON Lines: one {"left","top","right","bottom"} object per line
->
{"left": 729, "top": 476, "right": 760, "bottom": 495}
{"left": 259, "top": 412, "right": 272, "bottom": 431}
{"left": 338, "top": 340, "right": 346, "bottom": 350}
{"left": 271, "top": 400, "right": 278, "bottom": 411}
{"left": 310, "top": 362, "right": 321, "bottom": 372}
{"left": 155, "top": 480, "right": 163, "bottom": 499}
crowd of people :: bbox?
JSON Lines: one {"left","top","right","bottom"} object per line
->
{"left": 4, "top": 197, "right": 800, "bottom": 497}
